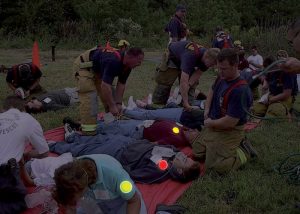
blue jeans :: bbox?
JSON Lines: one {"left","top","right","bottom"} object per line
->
{"left": 123, "top": 108, "right": 182, "bottom": 122}
{"left": 49, "top": 133, "right": 141, "bottom": 160}
{"left": 97, "top": 120, "right": 144, "bottom": 139}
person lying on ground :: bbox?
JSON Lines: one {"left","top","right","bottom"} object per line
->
{"left": 122, "top": 102, "right": 204, "bottom": 130}
{"left": 53, "top": 154, "right": 146, "bottom": 214}
{"left": 192, "top": 48, "right": 255, "bottom": 174}
{"left": 25, "top": 87, "right": 79, "bottom": 113}
{"left": 6, "top": 63, "right": 43, "bottom": 99}
{"left": 64, "top": 116, "right": 200, "bottom": 148}
{"left": 49, "top": 127, "right": 201, "bottom": 184}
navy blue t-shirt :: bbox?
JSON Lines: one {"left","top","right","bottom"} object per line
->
{"left": 168, "top": 41, "right": 208, "bottom": 75}
{"left": 209, "top": 77, "right": 252, "bottom": 125}
{"left": 165, "top": 15, "right": 186, "bottom": 39}
{"left": 91, "top": 49, "right": 131, "bottom": 84}
{"left": 6, "top": 63, "right": 42, "bottom": 90}
{"left": 267, "top": 71, "right": 297, "bottom": 96}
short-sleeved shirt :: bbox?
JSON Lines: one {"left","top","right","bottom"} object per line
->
{"left": 91, "top": 49, "right": 131, "bottom": 84}
{"left": 267, "top": 71, "right": 298, "bottom": 96}
{"left": 165, "top": 15, "right": 186, "bottom": 40}
{"left": 209, "top": 77, "right": 253, "bottom": 125}
{"left": 247, "top": 54, "right": 263, "bottom": 71}
{"left": 0, "top": 108, "right": 49, "bottom": 164}
{"left": 6, "top": 63, "right": 42, "bottom": 90}
{"left": 79, "top": 154, "right": 136, "bottom": 201}
{"left": 168, "top": 41, "right": 208, "bottom": 75}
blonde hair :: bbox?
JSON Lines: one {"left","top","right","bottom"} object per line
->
{"left": 276, "top": 50, "right": 289, "bottom": 59}
{"left": 205, "top": 48, "right": 220, "bottom": 62}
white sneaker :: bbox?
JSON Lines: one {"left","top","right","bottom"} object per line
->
{"left": 147, "top": 93, "right": 153, "bottom": 105}
{"left": 64, "top": 123, "right": 75, "bottom": 141}
{"left": 167, "top": 96, "right": 176, "bottom": 104}
{"left": 127, "top": 96, "right": 137, "bottom": 110}
{"left": 173, "top": 86, "right": 180, "bottom": 99}
{"left": 175, "top": 94, "right": 182, "bottom": 105}
{"left": 122, "top": 102, "right": 127, "bottom": 110}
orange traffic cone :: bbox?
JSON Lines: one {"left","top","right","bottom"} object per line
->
{"left": 32, "top": 41, "right": 41, "bottom": 68}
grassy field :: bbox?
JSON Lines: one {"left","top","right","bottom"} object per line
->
{"left": 0, "top": 48, "right": 299, "bottom": 213}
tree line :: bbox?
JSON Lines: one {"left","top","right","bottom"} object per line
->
{"left": 0, "top": 0, "right": 299, "bottom": 48}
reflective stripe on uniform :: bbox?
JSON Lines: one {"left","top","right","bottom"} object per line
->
{"left": 81, "top": 124, "right": 97, "bottom": 132}
{"left": 236, "top": 148, "right": 247, "bottom": 165}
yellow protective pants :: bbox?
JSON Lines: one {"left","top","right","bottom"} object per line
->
{"left": 192, "top": 126, "right": 248, "bottom": 174}
{"left": 253, "top": 96, "right": 292, "bottom": 117}
{"left": 73, "top": 48, "right": 103, "bottom": 135}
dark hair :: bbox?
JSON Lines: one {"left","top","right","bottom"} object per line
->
{"left": 263, "top": 56, "right": 275, "bottom": 67}
{"left": 217, "top": 48, "right": 239, "bottom": 66}
{"left": 3, "top": 96, "right": 25, "bottom": 111}
{"left": 182, "top": 161, "right": 201, "bottom": 182}
{"left": 176, "top": 4, "right": 186, "bottom": 12}
{"left": 251, "top": 45, "right": 257, "bottom": 50}
{"left": 126, "top": 47, "right": 144, "bottom": 57}
{"left": 52, "top": 159, "right": 97, "bottom": 206}
{"left": 25, "top": 98, "right": 45, "bottom": 114}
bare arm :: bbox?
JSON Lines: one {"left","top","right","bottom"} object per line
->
{"left": 7, "top": 82, "right": 16, "bottom": 91}
{"left": 204, "top": 115, "right": 239, "bottom": 130}
{"left": 204, "top": 88, "right": 213, "bottom": 119}
{"left": 127, "top": 192, "right": 141, "bottom": 214}
{"left": 268, "top": 89, "right": 292, "bottom": 104}
{"left": 19, "top": 159, "right": 35, "bottom": 186}
{"left": 188, "top": 69, "right": 202, "bottom": 86}
{"left": 101, "top": 82, "right": 119, "bottom": 115}
{"left": 115, "top": 81, "right": 126, "bottom": 102}
{"left": 249, "top": 61, "right": 263, "bottom": 69}
{"left": 24, "top": 150, "right": 48, "bottom": 161}
{"left": 279, "top": 57, "right": 300, "bottom": 74}
{"left": 180, "top": 72, "right": 191, "bottom": 109}
{"left": 29, "top": 78, "right": 41, "bottom": 91}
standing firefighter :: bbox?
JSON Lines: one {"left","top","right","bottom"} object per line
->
{"left": 165, "top": 4, "right": 188, "bottom": 43}
{"left": 73, "top": 47, "right": 144, "bottom": 135}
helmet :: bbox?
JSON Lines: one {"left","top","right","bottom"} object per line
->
{"left": 118, "top": 39, "right": 130, "bottom": 47}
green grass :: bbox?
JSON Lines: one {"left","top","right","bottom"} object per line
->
{"left": 0, "top": 49, "right": 300, "bottom": 213}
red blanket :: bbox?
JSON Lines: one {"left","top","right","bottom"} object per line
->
{"left": 23, "top": 127, "right": 204, "bottom": 214}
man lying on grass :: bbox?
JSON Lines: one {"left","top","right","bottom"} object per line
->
{"left": 49, "top": 125, "right": 201, "bottom": 184}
